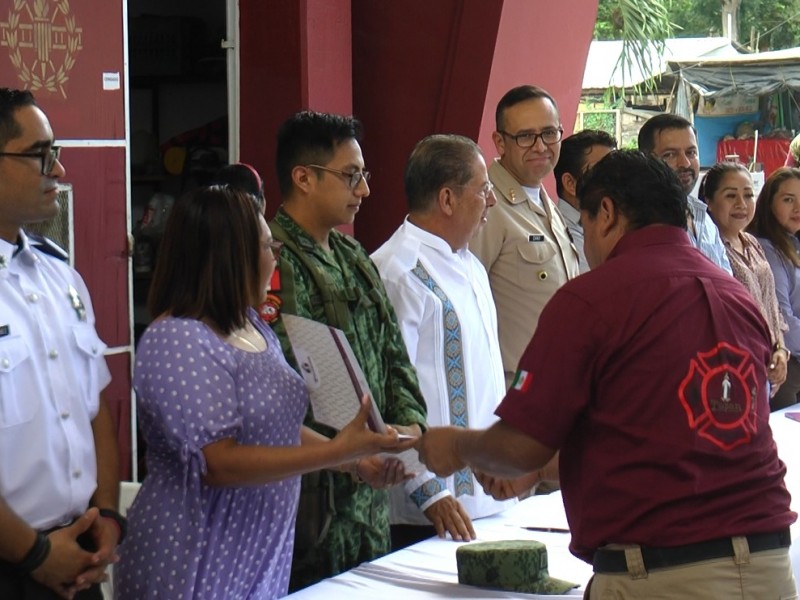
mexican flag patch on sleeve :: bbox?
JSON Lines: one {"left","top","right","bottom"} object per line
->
{"left": 511, "top": 369, "right": 532, "bottom": 392}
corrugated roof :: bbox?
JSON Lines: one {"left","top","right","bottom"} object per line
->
{"left": 583, "top": 37, "right": 741, "bottom": 90}
{"left": 667, "top": 46, "right": 800, "bottom": 97}
{"left": 670, "top": 45, "right": 800, "bottom": 67}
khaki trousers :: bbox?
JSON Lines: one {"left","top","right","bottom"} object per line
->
{"left": 589, "top": 543, "right": 797, "bottom": 599}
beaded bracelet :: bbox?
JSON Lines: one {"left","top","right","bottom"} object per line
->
{"left": 16, "top": 531, "right": 51, "bottom": 574}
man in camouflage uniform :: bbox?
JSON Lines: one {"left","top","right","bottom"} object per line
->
{"left": 266, "top": 111, "right": 475, "bottom": 591}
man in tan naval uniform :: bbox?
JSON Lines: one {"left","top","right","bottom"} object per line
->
{"left": 470, "top": 85, "right": 580, "bottom": 387}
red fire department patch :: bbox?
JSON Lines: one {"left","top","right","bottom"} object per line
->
{"left": 677, "top": 342, "right": 759, "bottom": 451}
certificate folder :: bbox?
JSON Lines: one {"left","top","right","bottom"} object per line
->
{"left": 281, "top": 314, "right": 386, "bottom": 433}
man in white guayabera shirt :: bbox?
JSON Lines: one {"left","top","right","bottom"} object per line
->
{"left": 372, "top": 134, "right": 515, "bottom": 550}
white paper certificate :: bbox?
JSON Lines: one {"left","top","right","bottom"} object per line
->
{"left": 281, "top": 314, "right": 387, "bottom": 433}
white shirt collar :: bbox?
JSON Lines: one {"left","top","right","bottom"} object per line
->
{"left": 403, "top": 217, "right": 462, "bottom": 256}
{"left": 521, "top": 185, "right": 542, "bottom": 208}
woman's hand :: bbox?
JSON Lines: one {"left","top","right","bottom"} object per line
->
{"left": 332, "top": 395, "right": 417, "bottom": 463}
{"left": 768, "top": 349, "right": 788, "bottom": 393}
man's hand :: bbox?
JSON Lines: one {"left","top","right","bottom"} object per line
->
{"left": 423, "top": 496, "right": 476, "bottom": 542}
{"left": 30, "top": 509, "right": 104, "bottom": 599}
{"left": 74, "top": 511, "right": 121, "bottom": 589}
{"left": 475, "top": 471, "right": 540, "bottom": 500}
{"left": 416, "top": 427, "right": 467, "bottom": 477}
{"left": 357, "top": 455, "right": 412, "bottom": 488}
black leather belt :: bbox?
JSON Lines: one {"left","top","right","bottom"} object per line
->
{"left": 592, "top": 528, "right": 791, "bottom": 573}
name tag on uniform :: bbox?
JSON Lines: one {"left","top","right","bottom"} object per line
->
{"left": 528, "top": 234, "right": 545, "bottom": 242}
{"left": 0, "top": 325, "right": 8, "bottom": 338}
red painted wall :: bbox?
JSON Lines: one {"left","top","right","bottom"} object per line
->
{"left": 351, "top": 1, "right": 504, "bottom": 252}
{"left": 239, "top": 0, "right": 300, "bottom": 208}
{"left": 240, "top": 0, "right": 598, "bottom": 251}
{"left": 479, "top": 0, "right": 597, "bottom": 152}
{"left": 239, "top": 0, "right": 353, "bottom": 219}
{"left": 353, "top": 0, "right": 598, "bottom": 252}
{"left": 66, "top": 147, "right": 129, "bottom": 347}
{"left": 479, "top": 0, "right": 598, "bottom": 197}
{"left": 0, "top": 0, "right": 126, "bottom": 139}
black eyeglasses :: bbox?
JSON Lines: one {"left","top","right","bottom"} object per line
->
{"left": 0, "top": 146, "right": 61, "bottom": 174}
{"left": 306, "top": 164, "right": 371, "bottom": 190}
{"left": 498, "top": 128, "right": 563, "bottom": 148}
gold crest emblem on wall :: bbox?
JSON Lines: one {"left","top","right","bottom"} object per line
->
{"left": 1, "top": 0, "right": 83, "bottom": 98}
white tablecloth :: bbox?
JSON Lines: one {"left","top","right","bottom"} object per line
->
{"left": 287, "top": 408, "right": 800, "bottom": 598}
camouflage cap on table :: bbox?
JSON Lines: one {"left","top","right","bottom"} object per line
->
{"left": 456, "top": 539, "right": 578, "bottom": 595}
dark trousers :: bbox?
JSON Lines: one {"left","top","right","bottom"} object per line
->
{"left": 0, "top": 526, "right": 102, "bottom": 600}
{"left": 0, "top": 562, "right": 102, "bottom": 600}
{"left": 771, "top": 356, "right": 800, "bottom": 411}
{"left": 389, "top": 524, "right": 437, "bottom": 552}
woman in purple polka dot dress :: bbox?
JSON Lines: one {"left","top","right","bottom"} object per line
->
{"left": 115, "top": 187, "right": 409, "bottom": 599}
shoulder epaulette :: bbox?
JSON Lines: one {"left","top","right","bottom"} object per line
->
{"left": 26, "top": 233, "right": 69, "bottom": 262}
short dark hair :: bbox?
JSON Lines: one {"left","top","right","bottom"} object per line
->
{"left": 275, "top": 110, "right": 363, "bottom": 197}
{"left": 495, "top": 85, "right": 558, "bottom": 131}
{"left": 577, "top": 149, "right": 687, "bottom": 231}
{"left": 148, "top": 185, "right": 262, "bottom": 334}
{"left": 637, "top": 114, "right": 696, "bottom": 155}
{"left": 554, "top": 129, "right": 617, "bottom": 198}
{"left": 0, "top": 88, "right": 36, "bottom": 151}
{"left": 404, "top": 134, "right": 482, "bottom": 213}
{"left": 697, "top": 162, "right": 751, "bottom": 203}
{"left": 748, "top": 167, "right": 800, "bottom": 267}
{"left": 210, "top": 163, "right": 265, "bottom": 213}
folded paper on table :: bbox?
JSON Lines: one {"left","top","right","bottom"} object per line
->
{"left": 282, "top": 314, "right": 386, "bottom": 433}
{"left": 786, "top": 412, "right": 800, "bottom": 423}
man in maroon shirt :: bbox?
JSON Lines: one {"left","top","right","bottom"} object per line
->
{"left": 417, "top": 150, "right": 797, "bottom": 598}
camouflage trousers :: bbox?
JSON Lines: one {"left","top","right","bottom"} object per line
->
{"left": 289, "top": 476, "right": 391, "bottom": 592}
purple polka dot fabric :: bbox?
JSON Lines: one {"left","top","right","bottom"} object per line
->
{"left": 116, "top": 310, "right": 308, "bottom": 599}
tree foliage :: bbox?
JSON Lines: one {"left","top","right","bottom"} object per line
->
{"left": 595, "top": 0, "right": 800, "bottom": 50}
{"left": 594, "top": 0, "right": 674, "bottom": 94}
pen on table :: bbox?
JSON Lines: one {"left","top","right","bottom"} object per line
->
{"left": 525, "top": 527, "right": 570, "bottom": 533}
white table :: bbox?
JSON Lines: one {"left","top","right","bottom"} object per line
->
{"left": 770, "top": 407, "right": 800, "bottom": 579}
{"left": 287, "top": 408, "right": 800, "bottom": 598}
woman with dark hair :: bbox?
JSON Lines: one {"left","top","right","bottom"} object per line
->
{"left": 748, "top": 167, "right": 800, "bottom": 409}
{"left": 699, "top": 162, "right": 791, "bottom": 409}
{"left": 209, "top": 162, "right": 266, "bottom": 213}
{"left": 115, "top": 186, "right": 410, "bottom": 599}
